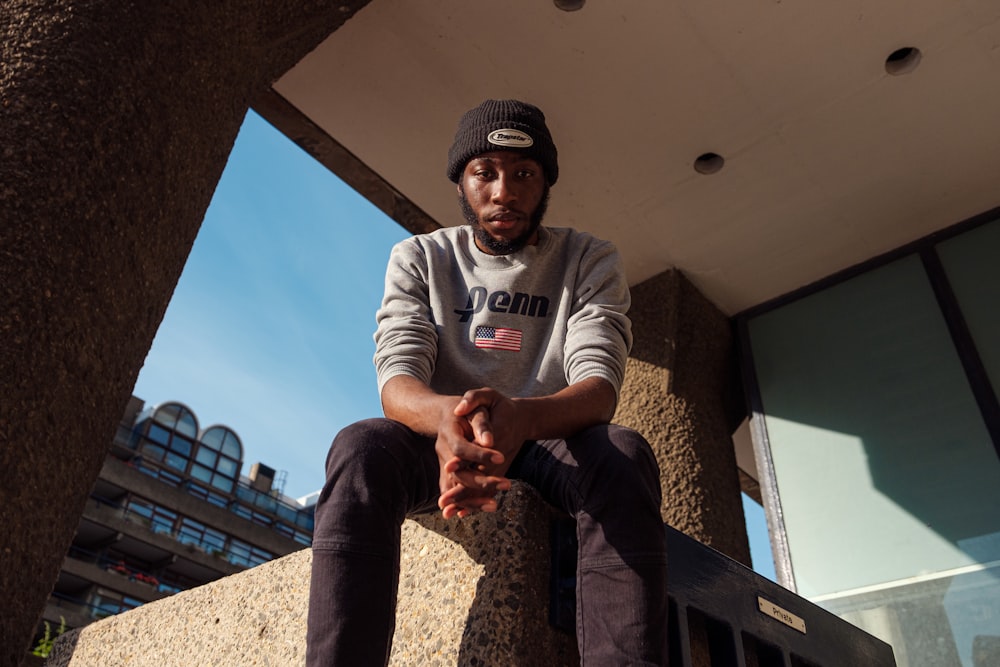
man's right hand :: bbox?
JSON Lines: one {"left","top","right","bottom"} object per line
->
{"left": 381, "top": 375, "right": 526, "bottom": 518}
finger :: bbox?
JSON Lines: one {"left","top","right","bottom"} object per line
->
{"left": 443, "top": 455, "right": 505, "bottom": 481}
{"left": 438, "top": 478, "right": 506, "bottom": 508}
{"left": 438, "top": 482, "right": 481, "bottom": 508}
{"left": 443, "top": 457, "right": 495, "bottom": 479}
{"left": 441, "top": 496, "right": 499, "bottom": 519}
{"left": 453, "top": 387, "right": 495, "bottom": 417}
{"left": 452, "top": 467, "right": 511, "bottom": 493}
{"left": 448, "top": 438, "right": 504, "bottom": 466}
{"left": 468, "top": 408, "right": 495, "bottom": 449}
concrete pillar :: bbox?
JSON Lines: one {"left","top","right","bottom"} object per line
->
{"left": 0, "top": 2, "right": 369, "bottom": 662}
{"left": 616, "top": 269, "right": 751, "bottom": 564}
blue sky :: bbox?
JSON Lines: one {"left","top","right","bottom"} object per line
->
{"left": 133, "top": 110, "right": 776, "bottom": 580}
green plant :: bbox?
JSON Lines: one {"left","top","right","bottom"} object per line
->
{"left": 31, "top": 616, "right": 66, "bottom": 657}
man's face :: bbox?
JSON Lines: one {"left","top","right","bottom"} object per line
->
{"left": 458, "top": 151, "right": 549, "bottom": 255}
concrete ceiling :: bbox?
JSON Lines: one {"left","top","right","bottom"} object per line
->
{"left": 273, "top": 0, "right": 1000, "bottom": 315}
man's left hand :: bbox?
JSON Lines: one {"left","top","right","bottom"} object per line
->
{"left": 438, "top": 387, "right": 527, "bottom": 517}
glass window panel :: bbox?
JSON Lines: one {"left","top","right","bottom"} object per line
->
{"left": 819, "top": 564, "right": 1000, "bottom": 667}
{"left": 151, "top": 516, "right": 174, "bottom": 535}
{"left": 152, "top": 505, "right": 176, "bottom": 521}
{"left": 146, "top": 424, "right": 170, "bottom": 445}
{"left": 195, "top": 446, "right": 217, "bottom": 467}
{"left": 181, "top": 517, "right": 205, "bottom": 532}
{"left": 202, "top": 528, "right": 226, "bottom": 551}
{"left": 152, "top": 404, "right": 180, "bottom": 429}
{"left": 164, "top": 451, "right": 187, "bottom": 472}
{"left": 276, "top": 504, "right": 297, "bottom": 523}
{"left": 200, "top": 427, "right": 224, "bottom": 450}
{"left": 92, "top": 598, "right": 125, "bottom": 617}
{"left": 126, "top": 500, "right": 153, "bottom": 519}
{"left": 170, "top": 435, "right": 192, "bottom": 456}
{"left": 216, "top": 456, "right": 238, "bottom": 477}
{"left": 749, "top": 255, "right": 1000, "bottom": 596}
{"left": 211, "top": 475, "right": 234, "bottom": 493}
{"left": 190, "top": 464, "right": 212, "bottom": 483}
{"left": 248, "top": 546, "right": 272, "bottom": 567}
{"left": 748, "top": 253, "right": 1000, "bottom": 665}
{"left": 157, "top": 469, "right": 182, "bottom": 487}
{"left": 186, "top": 483, "right": 209, "bottom": 500}
{"left": 936, "top": 218, "right": 1000, "bottom": 398}
{"left": 124, "top": 426, "right": 142, "bottom": 449}
{"left": 229, "top": 540, "right": 251, "bottom": 557}
{"left": 255, "top": 493, "right": 277, "bottom": 513}
{"left": 227, "top": 540, "right": 252, "bottom": 567}
{"left": 175, "top": 410, "right": 197, "bottom": 438}
{"left": 220, "top": 431, "right": 242, "bottom": 459}
{"left": 177, "top": 524, "right": 198, "bottom": 540}
{"left": 177, "top": 532, "right": 199, "bottom": 547}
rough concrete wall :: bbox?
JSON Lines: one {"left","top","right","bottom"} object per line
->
{"left": 616, "top": 270, "right": 751, "bottom": 564}
{"left": 45, "top": 484, "right": 578, "bottom": 667}
{"left": 399, "top": 487, "right": 578, "bottom": 666}
{"left": 0, "top": 1, "right": 370, "bottom": 663}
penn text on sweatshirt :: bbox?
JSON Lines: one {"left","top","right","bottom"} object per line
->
{"left": 373, "top": 225, "right": 632, "bottom": 400}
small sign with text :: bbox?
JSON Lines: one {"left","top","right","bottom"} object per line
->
{"left": 757, "top": 596, "right": 807, "bottom": 634}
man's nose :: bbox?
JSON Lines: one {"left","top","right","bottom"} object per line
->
{"left": 490, "top": 175, "right": 516, "bottom": 205}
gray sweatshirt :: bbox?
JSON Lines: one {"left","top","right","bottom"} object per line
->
{"left": 374, "top": 225, "right": 632, "bottom": 400}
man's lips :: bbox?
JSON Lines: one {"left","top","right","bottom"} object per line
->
{"left": 485, "top": 211, "right": 524, "bottom": 229}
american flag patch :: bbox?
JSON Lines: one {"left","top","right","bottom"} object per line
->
{"left": 474, "top": 325, "right": 522, "bottom": 352}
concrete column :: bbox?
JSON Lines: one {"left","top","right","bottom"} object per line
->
{"left": 0, "top": 2, "right": 369, "bottom": 662}
{"left": 615, "top": 269, "right": 751, "bottom": 564}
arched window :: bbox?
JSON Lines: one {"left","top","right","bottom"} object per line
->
{"left": 192, "top": 426, "right": 243, "bottom": 494}
{"left": 138, "top": 403, "right": 199, "bottom": 473}
{"left": 151, "top": 402, "right": 198, "bottom": 438}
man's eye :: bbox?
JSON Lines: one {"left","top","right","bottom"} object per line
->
{"left": 517, "top": 170, "right": 535, "bottom": 178}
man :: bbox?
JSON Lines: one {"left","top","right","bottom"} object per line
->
{"left": 306, "top": 99, "right": 668, "bottom": 665}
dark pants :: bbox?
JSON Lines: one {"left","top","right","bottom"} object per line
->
{"left": 305, "top": 418, "right": 669, "bottom": 666}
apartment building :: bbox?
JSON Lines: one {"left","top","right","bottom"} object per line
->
{"left": 37, "top": 396, "right": 315, "bottom": 638}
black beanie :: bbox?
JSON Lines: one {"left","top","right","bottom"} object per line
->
{"left": 447, "top": 99, "right": 559, "bottom": 185}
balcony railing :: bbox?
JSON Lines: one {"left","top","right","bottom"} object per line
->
{"left": 65, "top": 545, "right": 178, "bottom": 594}
{"left": 85, "top": 494, "right": 267, "bottom": 571}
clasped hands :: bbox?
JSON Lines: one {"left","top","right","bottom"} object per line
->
{"left": 435, "top": 387, "right": 526, "bottom": 519}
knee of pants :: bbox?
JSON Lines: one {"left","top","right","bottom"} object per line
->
{"left": 314, "top": 418, "right": 424, "bottom": 534}
{"left": 574, "top": 425, "right": 662, "bottom": 505}
{"left": 322, "top": 418, "right": 419, "bottom": 495}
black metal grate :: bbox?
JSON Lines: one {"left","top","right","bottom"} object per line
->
{"left": 551, "top": 521, "right": 897, "bottom": 666}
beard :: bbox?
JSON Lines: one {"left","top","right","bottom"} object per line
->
{"left": 459, "top": 185, "right": 550, "bottom": 255}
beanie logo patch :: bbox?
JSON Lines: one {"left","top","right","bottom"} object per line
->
{"left": 488, "top": 129, "right": 534, "bottom": 148}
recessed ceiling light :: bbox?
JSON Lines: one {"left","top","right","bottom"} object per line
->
{"left": 694, "top": 153, "right": 725, "bottom": 175}
{"left": 885, "top": 47, "right": 922, "bottom": 75}
{"left": 554, "top": 0, "right": 585, "bottom": 11}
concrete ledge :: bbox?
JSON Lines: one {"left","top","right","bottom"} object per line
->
{"left": 47, "top": 549, "right": 311, "bottom": 666}
{"left": 47, "top": 482, "right": 578, "bottom": 666}
{"left": 393, "top": 483, "right": 577, "bottom": 666}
